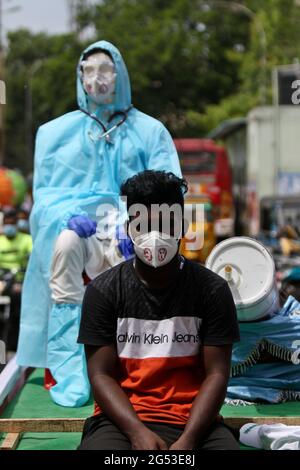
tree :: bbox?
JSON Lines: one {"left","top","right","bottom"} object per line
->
{"left": 198, "top": 0, "right": 300, "bottom": 133}
{"left": 4, "top": 29, "right": 83, "bottom": 173}
{"left": 75, "top": 0, "right": 250, "bottom": 135}
{"left": 3, "top": 1, "right": 300, "bottom": 174}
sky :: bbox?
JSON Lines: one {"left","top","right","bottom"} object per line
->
{"left": 2, "top": 0, "right": 71, "bottom": 42}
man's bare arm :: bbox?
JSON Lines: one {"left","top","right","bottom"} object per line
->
{"left": 85, "top": 344, "right": 168, "bottom": 450}
{"left": 170, "top": 344, "right": 232, "bottom": 450}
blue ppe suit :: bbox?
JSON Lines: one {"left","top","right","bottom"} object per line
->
{"left": 226, "top": 296, "right": 300, "bottom": 404}
{"left": 16, "top": 40, "right": 182, "bottom": 406}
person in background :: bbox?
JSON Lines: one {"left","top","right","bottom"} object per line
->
{"left": 0, "top": 209, "right": 32, "bottom": 352}
{"left": 17, "top": 208, "right": 31, "bottom": 234}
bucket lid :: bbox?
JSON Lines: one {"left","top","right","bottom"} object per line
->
{"left": 205, "top": 237, "right": 276, "bottom": 307}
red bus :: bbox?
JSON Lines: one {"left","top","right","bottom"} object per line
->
{"left": 174, "top": 138, "right": 234, "bottom": 238}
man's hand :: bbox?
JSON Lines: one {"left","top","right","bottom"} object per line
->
{"left": 130, "top": 427, "right": 168, "bottom": 450}
{"left": 67, "top": 215, "right": 97, "bottom": 238}
{"left": 116, "top": 224, "right": 134, "bottom": 260}
{"left": 86, "top": 345, "right": 168, "bottom": 451}
{"left": 169, "top": 433, "right": 195, "bottom": 450}
{"left": 172, "top": 345, "right": 233, "bottom": 449}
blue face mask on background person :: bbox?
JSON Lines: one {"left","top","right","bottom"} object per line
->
{"left": 3, "top": 224, "right": 17, "bottom": 238}
{"left": 17, "top": 219, "right": 30, "bottom": 233}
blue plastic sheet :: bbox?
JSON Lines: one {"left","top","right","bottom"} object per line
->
{"left": 227, "top": 296, "right": 300, "bottom": 403}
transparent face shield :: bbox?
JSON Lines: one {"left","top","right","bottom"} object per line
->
{"left": 81, "top": 52, "right": 117, "bottom": 105}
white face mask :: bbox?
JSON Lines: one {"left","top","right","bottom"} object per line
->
{"left": 129, "top": 227, "right": 179, "bottom": 268}
{"left": 81, "top": 52, "right": 117, "bottom": 105}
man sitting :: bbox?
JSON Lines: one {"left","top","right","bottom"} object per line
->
{"left": 78, "top": 170, "right": 240, "bottom": 450}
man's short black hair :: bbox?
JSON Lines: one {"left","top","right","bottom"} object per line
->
{"left": 121, "top": 170, "right": 188, "bottom": 210}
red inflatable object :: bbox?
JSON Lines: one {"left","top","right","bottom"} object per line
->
{"left": 0, "top": 168, "right": 14, "bottom": 206}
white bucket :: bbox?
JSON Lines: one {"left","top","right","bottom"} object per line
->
{"left": 205, "top": 237, "right": 279, "bottom": 322}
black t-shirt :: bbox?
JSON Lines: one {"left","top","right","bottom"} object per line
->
{"left": 78, "top": 257, "right": 240, "bottom": 426}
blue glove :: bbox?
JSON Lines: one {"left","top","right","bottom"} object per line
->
{"left": 67, "top": 215, "right": 97, "bottom": 239}
{"left": 116, "top": 225, "right": 134, "bottom": 260}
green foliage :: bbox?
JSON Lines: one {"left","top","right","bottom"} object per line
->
{"left": 76, "top": 0, "right": 250, "bottom": 134}
{"left": 4, "top": 29, "right": 82, "bottom": 173}
{"left": 3, "top": 0, "right": 300, "bottom": 173}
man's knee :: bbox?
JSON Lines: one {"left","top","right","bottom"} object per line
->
{"left": 54, "top": 230, "right": 86, "bottom": 260}
{"left": 199, "top": 423, "right": 240, "bottom": 450}
{"left": 50, "top": 230, "right": 87, "bottom": 303}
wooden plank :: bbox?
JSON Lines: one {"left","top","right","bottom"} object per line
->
{"left": 0, "top": 433, "right": 21, "bottom": 451}
{"left": 1, "top": 416, "right": 300, "bottom": 434}
{"left": 0, "top": 418, "right": 85, "bottom": 433}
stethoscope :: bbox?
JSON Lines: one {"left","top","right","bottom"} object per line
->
{"left": 80, "top": 105, "right": 133, "bottom": 144}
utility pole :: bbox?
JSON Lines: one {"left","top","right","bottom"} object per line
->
{"left": 0, "top": 0, "right": 4, "bottom": 167}
{"left": 25, "top": 60, "right": 43, "bottom": 167}
{"left": 209, "top": 0, "right": 267, "bottom": 105}
{"left": 68, "top": 0, "right": 91, "bottom": 36}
